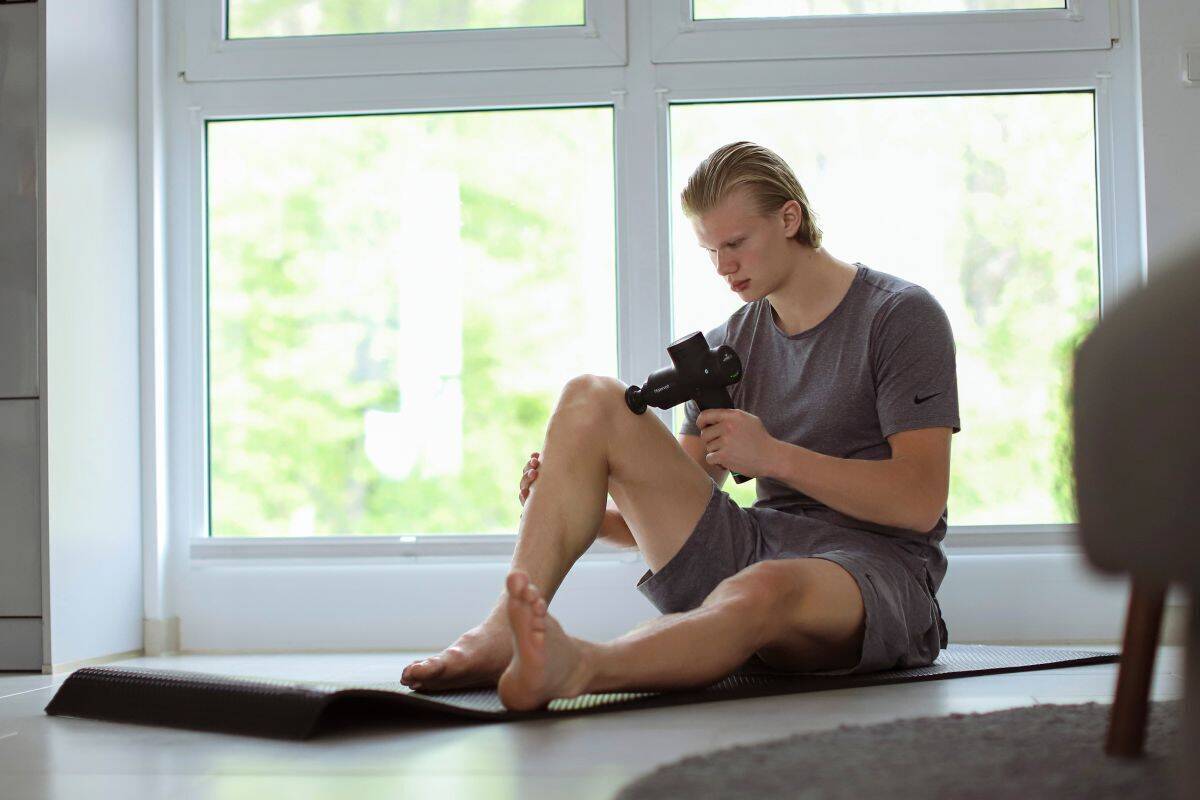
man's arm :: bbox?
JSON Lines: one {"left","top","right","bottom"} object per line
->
{"left": 768, "top": 427, "right": 952, "bottom": 534}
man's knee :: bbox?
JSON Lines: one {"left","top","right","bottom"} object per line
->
{"left": 733, "top": 559, "right": 866, "bottom": 670}
{"left": 700, "top": 562, "right": 793, "bottom": 638}
{"left": 702, "top": 560, "right": 854, "bottom": 641}
{"left": 558, "top": 374, "right": 626, "bottom": 425}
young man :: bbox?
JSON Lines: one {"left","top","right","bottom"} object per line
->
{"left": 400, "top": 141, "right": 959, "bottom": 711}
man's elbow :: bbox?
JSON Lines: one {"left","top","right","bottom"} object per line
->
{"left": 911, "top": 497, "right": 946, "bottom": 534}
{"left": 908, "top": 515, "right": 937, "bottom": 535}
{"left": 895, "top": 460, "right": 946, "bottom": 534}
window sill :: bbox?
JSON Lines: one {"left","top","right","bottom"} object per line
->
{"left": 188, "top": 523, "right": 1081, "bottom": 563}
{"left": 189, "top": 534, "right": 639, "bottom": 564}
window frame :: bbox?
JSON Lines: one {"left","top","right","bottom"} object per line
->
{"left": 181, "top": 0, "right": 627, "bottom": 81}
{"left": 156, "top": 0, "right": 1144, "bottom": 566}
{"left": 653, "top": 0, "right": 1116, "bottom": 63}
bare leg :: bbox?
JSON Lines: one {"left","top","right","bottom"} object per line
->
{"left": 497, "top": 569, "right": 770, "bottom": 710}
{"left": 401, "top": 377, "right": 619, "bottom": 691}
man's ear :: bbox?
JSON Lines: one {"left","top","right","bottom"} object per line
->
{"left": 780, "top": 200, "right": 803, "bottom": 238}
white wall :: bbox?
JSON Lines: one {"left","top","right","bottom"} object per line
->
{"left": 42, "top": 0, "right": 142, "bottom": 668}
{"left": 1132, "top": 0, "right": 1200, "bottom": 276}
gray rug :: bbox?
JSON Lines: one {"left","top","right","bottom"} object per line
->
{"left": 616, "top": 700, "right": 1182, "bottom": 800}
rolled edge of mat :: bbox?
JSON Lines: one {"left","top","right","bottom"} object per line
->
{"left": 44, "top": 666, "right": 331, "bottom": 740}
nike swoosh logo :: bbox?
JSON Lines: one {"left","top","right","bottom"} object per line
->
{"left": 914, "top": 392, "right": 941, "bottom": 404}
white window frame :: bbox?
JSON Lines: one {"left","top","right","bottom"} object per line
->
{"left": 653, "top": 0, "right": 1117, "bottom": 63}
{"left": 144, "top": 0, "right": 1148, "bottom": 649}
{"left": 181, "top": 0, "right": 627, "bottom": 81}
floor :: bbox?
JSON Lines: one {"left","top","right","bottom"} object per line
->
{"left": 0, "top": 645, "right": 1186, "bottom": 800}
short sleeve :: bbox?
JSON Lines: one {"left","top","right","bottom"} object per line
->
{"left": 871, "top": 286, "right": 961, "bottom": 438}
{"left": 678, "top": 320, "right": 730, "bottom": 437}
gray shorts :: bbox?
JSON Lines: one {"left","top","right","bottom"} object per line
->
{"left": 635, "top": 480, "right": 949, "bottom": 675}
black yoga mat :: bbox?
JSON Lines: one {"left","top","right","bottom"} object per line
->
{"left": 44, "top": 644, "right": 1118, "bottom": 740}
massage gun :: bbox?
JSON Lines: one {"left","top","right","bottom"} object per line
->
{"left": 624, "top": 331, "right": 752, "bottom": 484}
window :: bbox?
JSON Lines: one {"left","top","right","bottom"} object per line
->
{"left": 670, "top": 93, "right": 1098, "bottom": 525}
{"left": 206, "top": 108, "right": 615, "bottom": 537}
{"left": 692, "top": 0, "right": 1065, "bottom": 18}
{"left": 184, "top": 0, "right": 625, "bottom": 81}
{"left": 653, "top": 0, "right": 1113, "bottom": 62}
{"left": 226, "top": 0, "right": 586, "bottom": 39}
{"left": 166, "top": 0, "right": 1136, "bottom": 554}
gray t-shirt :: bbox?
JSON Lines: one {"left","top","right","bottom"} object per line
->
{"left": 680, "top": 264, "right": 961, "bottom": 585}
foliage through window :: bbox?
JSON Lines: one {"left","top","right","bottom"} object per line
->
{"left": 692, "top": 0, "right": 1064, "bottom": 18}
{"left": 227, "top": 0, "right": 585, "bottom": 39}
{"left": 671, "top": 92, "right": 1098, "bottom": 526}
{"left": 206, "top": 108, "right": 615, "bottom": 536}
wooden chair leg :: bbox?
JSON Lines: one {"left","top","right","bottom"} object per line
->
{"left": 1106, "top": 578, "right": 1167, "bottom": 757}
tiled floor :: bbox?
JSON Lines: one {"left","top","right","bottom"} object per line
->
{"left": 0, "top": 645, "right": 1185, "bottom": 799}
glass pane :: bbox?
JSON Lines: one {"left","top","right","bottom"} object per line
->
{"left": 694, "top": 0, "right": 1064, "bottom": 19}
{"left": 670, "top": 93, "right": 1097, "bottom": 525}
{"left": 228, "top": 0, "right": 585, "bottom": 39}
{"left": 207, "top": 108, "right": 615, "bottom": 537}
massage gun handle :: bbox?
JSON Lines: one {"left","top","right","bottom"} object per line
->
{"left": 695, "top": 388, "right": 752, "bottom": 485}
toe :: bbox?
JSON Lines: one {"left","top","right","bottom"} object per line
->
{"left": 409, "top": 658, "right": 441, "bottom": 680}
{"left": 533, "top": 598, "right": 547, "bottom": 616}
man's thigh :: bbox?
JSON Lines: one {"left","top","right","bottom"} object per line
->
{"left": 587, "top": 376, "right": 717, "bottom": 574}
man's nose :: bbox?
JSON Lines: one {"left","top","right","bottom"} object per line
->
{"left": 716, "top": 252, "right": 738, "bottom": 276}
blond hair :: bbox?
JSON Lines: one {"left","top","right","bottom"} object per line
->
{"left": 680, "top": 141, "right": 823, "bottom": 249}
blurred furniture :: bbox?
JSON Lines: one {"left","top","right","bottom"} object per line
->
{"left": 1073, "top": 248, "right": 1199, "bottom": 798}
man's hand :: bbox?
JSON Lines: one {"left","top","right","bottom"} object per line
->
{"left": 696, "top": 408, "right": 780, "bottom": 479}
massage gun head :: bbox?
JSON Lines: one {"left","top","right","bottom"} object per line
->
{"left": 624, "top": 384, "right": 650, "bottom": 415}
{"left": 625, "top": 331, "right": 742, "bottom": 414}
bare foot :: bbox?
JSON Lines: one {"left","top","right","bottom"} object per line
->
{"left": 400, "top": 611, "right": 514, "bottom": 692}
{"left": 497, "top": 569, "right": 595, "bottom": 711}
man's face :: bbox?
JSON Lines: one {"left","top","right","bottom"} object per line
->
{"left": 691, "top": 188, "right": 796, "bottom": 299}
